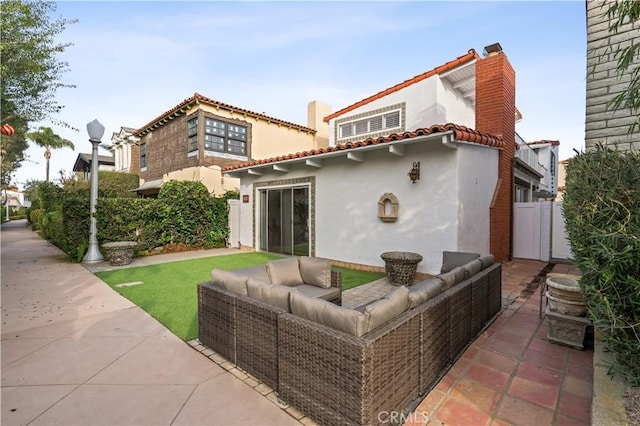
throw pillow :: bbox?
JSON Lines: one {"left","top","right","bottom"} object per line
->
{"left": 299, "top": 257, "right": 332, "bottom": 289}
{"left": 440, "top": 251, "right": 480, "bottom": 273}
{"left": 210, "top": 269, "right": 248, "bottom": 296}
{"left": 266, "top": 258, "right": 304, "bottom": 286}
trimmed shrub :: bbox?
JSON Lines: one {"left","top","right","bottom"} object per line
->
{"left": 64, "top": 171, "right": 139, "bottom": 198}
{"left": 563, "top": 146, "right": 640, "bottom": 385}
{"left": 29, "top": 209, "right": 44, "bottom": 231}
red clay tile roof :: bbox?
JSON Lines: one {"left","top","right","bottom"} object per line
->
{"left": 223, "top": 123, "right": 502, "bottom": 172}
{"left": 323, "top": 49, "right": 480, "bottom": 123}
{"left": 528, "top": 140, "right": 560, "bottom": 146}
{"left": 133, "top": 93, "right": 315, "bottom": 136}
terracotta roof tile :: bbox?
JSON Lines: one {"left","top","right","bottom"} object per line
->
{"left": 323, "top": 49, "right": 480, "bottom": 123}
{"left": 133, "top": 93, "right": 315, "bottom": 136}
{"left": 223, "top": 123, "right": 502, "bottom": 172}
{"left": 528, "top": 139, "right": 560, "bottom": 146}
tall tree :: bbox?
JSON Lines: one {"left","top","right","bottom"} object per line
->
{"left": 606, "top": 0, "right": 640, "bottom": 133}
{"left": 26, "top": 127, "right": 75, "bottom": 182}
{"left": 0, "top": 0, "right": 76, "bottom": 186}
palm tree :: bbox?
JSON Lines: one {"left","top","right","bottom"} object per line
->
{"left": 26, "top": 127, "right": 74, "bottom": 182}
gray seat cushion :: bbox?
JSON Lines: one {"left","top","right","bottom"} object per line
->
{"left": 295, "top": 284, "right": 340, "bottom": 302}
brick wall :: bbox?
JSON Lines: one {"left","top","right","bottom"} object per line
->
{"left": 586, "top": 0, "right": 640, "bottom": 151}
{"left": 137, "top": 111, "right": 250, "bottom": 182}
{"left": 476, "top": 52, "right": 516, "bottom": 263}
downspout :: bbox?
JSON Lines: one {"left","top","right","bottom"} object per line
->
{"left": 510, "top": 156, "right": 516, "bottom": 260}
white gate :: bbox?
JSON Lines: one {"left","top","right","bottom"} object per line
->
{"left": 227, "top": 199, "right": 240, "bottom": 248}
{"left": 513, "top": 201, "right": 571, "bottom": 261}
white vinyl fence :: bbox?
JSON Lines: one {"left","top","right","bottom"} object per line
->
{"left": 513, "top": 201, "right": 572, "bottom": 262}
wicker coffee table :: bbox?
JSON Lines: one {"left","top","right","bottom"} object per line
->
{"left": 380, "top": 251, "right": 423, "bottom": 287}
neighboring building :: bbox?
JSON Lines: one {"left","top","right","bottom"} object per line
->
{"left": 555, "top": 159, "right": 569, "bottom": 201}
{"left": 72, "top": 153, "right": 116, "bottom": 180}
{"left": 514, "top": 137, "right": 560, "bottom": 202}
{"left": 129, "top": 93, "right": 331, "bottom": 196}
{"left": 105, "top": 126, "right": 138, "bottom": 173}
{"left": 586, "top": 0, "right": 640, "bottom": 151}
{"left": 1, "top": 189, "right": 31, "bottom": 211}
{"left": 225, "top": 43, "right": 521, "bottom": 274}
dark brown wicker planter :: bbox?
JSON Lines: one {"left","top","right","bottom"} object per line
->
{"left": 380, "top": 251, "right": 423, "bottom": 287}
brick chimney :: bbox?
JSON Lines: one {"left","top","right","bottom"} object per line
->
{"left": 475, "top": 43, "right": 516, "bottom": 263}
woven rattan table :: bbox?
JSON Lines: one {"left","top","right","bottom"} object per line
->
{"left": 380, "top": 251, "right": 423, "bottom": 287}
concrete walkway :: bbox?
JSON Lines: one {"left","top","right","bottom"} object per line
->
{"left": 0, "top": 220, "right": 298, "bottom": 426}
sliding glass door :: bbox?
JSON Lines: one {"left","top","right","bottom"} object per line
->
{"left": 259, "top": 187, "right": 309, "bottom": 256}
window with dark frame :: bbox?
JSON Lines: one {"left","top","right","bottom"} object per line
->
{"left": 140, "top": 143, "right": 147, "bottom": 169}
{"left": 187, "top": 117, "right": 198, "bottom": 152}
{"left": 203, "top": 117, "right": 247, "bottom": 155}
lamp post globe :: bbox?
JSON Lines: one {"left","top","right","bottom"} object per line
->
{"left": 82, "top": 119, "right": 105, "bottom": 263}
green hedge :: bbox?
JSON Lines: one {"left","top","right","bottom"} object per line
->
{"left": 34, "top": 179, "right": 239, "bottom": 262}
{"left": 563, "top": 146, "right": 640, "bottom": 385}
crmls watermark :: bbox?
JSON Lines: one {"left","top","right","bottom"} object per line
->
{"left": 377, "top": 410, "right": 430, "bottom": 424}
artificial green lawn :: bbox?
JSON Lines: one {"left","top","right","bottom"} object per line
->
{"left": 95, "top": 252, "right": 384, "bottom": 341}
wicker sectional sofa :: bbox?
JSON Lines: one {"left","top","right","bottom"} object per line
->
{"left": 198, "top": 253, "right": 501, "bottom": 426}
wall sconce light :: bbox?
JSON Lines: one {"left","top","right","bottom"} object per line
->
{"left": 408, "top": 161, "right": 420, "bottom": 184}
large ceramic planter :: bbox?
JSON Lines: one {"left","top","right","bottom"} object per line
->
{"left": 546, "top": 274, "right": 587, "bottom": 317}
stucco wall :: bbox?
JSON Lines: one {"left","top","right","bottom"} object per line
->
{"left": 165, "top": 166, "right": 239, "bottom": 195}
{"left": 237, "top": 138, "right": 498, "bottom": 275}
{"left": 327, "top": 75, "right": 475, "bottom": 146}
{"left": 455, "top": 143, "right": 499, "bottom": 254}
{"left": 196, "top": 104, "right": 318, "bottom": 160}
{"left": 586, "top": 0, "right": 640, "bottom": 151}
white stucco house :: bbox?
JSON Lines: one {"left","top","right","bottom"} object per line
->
{"left": 225, "top": 43, "right": 522, "bottom": 275}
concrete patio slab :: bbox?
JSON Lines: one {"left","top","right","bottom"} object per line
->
{"left": 1, "top": 336, "right": 145, "bottom": 386}
{"left": 88, "top": 332, "right": 224, "bottom": 385}
{"left": 172, "top": 374, "right": 300, "bottom": 425}
{"left": 1, "top": 385, "right": 77, "bottom": 426}
{"left": 29, "top": 384, "right": 195, "bottom": 425}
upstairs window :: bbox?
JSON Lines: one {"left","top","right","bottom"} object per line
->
{"left": 204, "top": 118, "right": 247, "bottom": 156}
{"left": 187, "top": 118, "right": 198, "bottom": 153}
{"left": 140, "top": 143, "right": 147, "bottom": 169}
{"left": 338, "top": 108, "right": 402, "bottom": 141}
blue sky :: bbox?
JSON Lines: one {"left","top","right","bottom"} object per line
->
{"left": 15, "top": 1, "right": 587, "bottom": 189}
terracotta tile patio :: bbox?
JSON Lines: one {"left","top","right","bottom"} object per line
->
{"left": 405, "top": 260, "right": 593, "bottom": 426}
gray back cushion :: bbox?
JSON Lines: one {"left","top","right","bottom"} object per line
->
{"left": 266, "top": 258, "right": 304, "bottom": 287}
{"left": 211, "top": 269, "right": 248, "bottom": 295}
{"left": 462, "top": 259, "right": 483, "bottom": 280}
{"left": 408, "top": 277, "right": 446, "bottom": 308}
{"left": 364, "top": 286, "right": 410, "bottom": 332}
{"left": 246, "top": 277, "right": 269, "bottom": 299}
{"left": 478, "top": 254, "right": 495, "bottom": 269}
{"left": 441, "top": 251, "right": 481, "bottom": 273}
{"left": 290, "top": 292, "right": 368, "bottom": 337}
{"left": 246, "top": 278, "right": 296, "bottom": 312}
{"left": 439, "top": 266, "right": 465, "bottom": 289}
{"left": 299, "top": 257, "right": 332, "bottom": 288}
